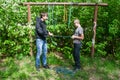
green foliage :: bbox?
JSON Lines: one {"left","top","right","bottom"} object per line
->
{"left": 95, "top": 42, "right": 107, "bottom": 56}
{"left": 109, "top": 19, "right": 119, "bottom": 37}
{"left": 83, "top": 41, "right": 92, "bottom": 55}
{"left": 0, "top": 0, "right": 33, "bottom": 56}
{"left": 0, "top": 25, "right": 31, "bottom": 56}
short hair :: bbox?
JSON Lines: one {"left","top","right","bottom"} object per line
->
{"left": 40, "top": 12, "right": 48, "bottom": 18}
{"left": 74, "top": 19, "right": 80, "bottom": 24}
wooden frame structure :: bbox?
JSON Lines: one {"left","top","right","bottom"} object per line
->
{"left": 23, "top": 2, "right": 108, "bottom": 57}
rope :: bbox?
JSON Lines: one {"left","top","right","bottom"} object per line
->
{"left": 47, "top": 1, "right": 51, "bottom": 25}
{"left": 63, "top": 4, "right": 67, "bottom": 22}
{"left": 68, "top": 2, "right": 73, "bottom": 28}
{"left": 51, "top": 35, "right": 71, "bottom": 38}
{"left": 52, "top": 4, "right": 54, "bottom": 25}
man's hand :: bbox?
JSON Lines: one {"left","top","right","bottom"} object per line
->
{"left": 48, "top": 32, "right": 53, "bottom": 36}
{"left": 71, "top": 35, "right": 76, "bottom": 39}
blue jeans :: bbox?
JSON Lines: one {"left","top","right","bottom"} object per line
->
{"left": 35, "top": 39, "right": 47, "bottom": 68}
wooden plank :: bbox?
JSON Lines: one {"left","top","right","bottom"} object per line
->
{"left": 23, "top": 2, "right": 108, "bottom": 6}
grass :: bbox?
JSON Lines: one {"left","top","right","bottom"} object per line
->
{"left": 0, "top": 52, "right": 120, "bottom": 80}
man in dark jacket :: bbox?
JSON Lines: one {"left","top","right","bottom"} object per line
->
{"left": 35, "top": 12, "right": 53, "bottom": 71}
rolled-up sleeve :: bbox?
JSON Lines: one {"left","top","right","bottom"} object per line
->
{"left": 78, "top": 27, "right": 83, "bottom": 35}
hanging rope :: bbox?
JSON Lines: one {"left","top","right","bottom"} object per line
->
{"left": 52, "top": 4, "right": 54, "bottom": 25}
{"left": 67, "top": 2, "right": 73, "bottom": 28}
{"left": 47, "top": 1, "right": 51, "bottom": 25}
{"left": 50, "top": 4, "right": 57, "bottom": 33}
{"left": 63, "top": 4, "right": 67, "bottom": 22}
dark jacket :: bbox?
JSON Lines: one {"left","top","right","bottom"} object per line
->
{"left": 35, "top": 17, "right": 48, "bottom": 40}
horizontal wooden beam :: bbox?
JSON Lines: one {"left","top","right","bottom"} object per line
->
{"left": 23, "top": 2, "right": 108, "bottom": 6}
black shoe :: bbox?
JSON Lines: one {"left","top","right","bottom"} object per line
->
{"left": 43, "top": 65, "right": 50, "bottom": 69}
{"left": 36, "top": 68, "right": 40, "bottom": 71}
{"left": 73, "top": 67, "right": 80, "bottom": 72}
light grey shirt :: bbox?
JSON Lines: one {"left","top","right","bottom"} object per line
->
{"left": 73, "top": 27, "right": 83, "bottom": 44}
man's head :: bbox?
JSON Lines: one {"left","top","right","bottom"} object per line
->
{"left": 40, "top": 12, "right": 48, "bottom": 21}
{"left": 74, "top": 19, "right": 80, "bottom": 27}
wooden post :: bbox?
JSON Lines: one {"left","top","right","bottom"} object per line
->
{"left": 27, "top": 4, "right": 33, "bottom": 56}
{"left": 91, "top": 4, "right": 98, "bottom": 57}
